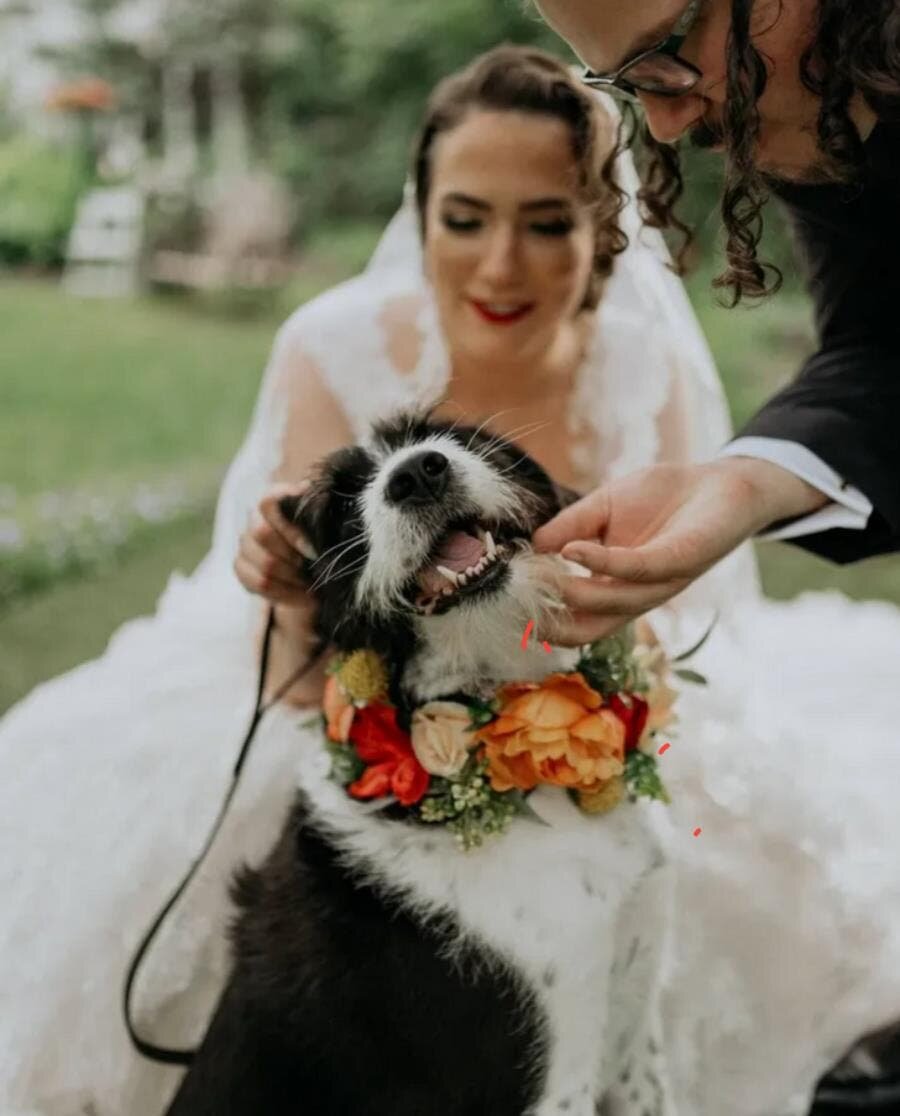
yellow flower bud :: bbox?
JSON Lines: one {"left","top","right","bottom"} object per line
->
{"left": 578, "top": 776, "right": 626, "bottom": 815}
{"left": 337, "top": 649, "right": 389, "bottom": 704}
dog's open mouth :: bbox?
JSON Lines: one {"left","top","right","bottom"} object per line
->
{"left": 411, "top": 519, "right": 519, "bottom": 616}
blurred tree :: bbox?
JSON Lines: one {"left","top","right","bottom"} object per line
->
{"left": 262, "top": 0, "right": 565, "bottom": 225}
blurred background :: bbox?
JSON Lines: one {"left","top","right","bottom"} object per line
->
{"left": 1, "top": 0, "right": 897, "bottom": 713}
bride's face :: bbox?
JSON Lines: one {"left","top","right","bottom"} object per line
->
{"left": 423, "top": 109, "right": 596, "bottom": 367}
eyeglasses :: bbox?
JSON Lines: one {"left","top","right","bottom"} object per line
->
{"left": 581, "top": 0, "right": 704, "bottom": 99}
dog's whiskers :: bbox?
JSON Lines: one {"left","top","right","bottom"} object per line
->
{"left": 312, "top": 531, "right": 367, "bottom": 566}
{"left": 464, "top": 409, "right": 521, "bottom": 453}
{"left": 311, "top": 552, "right": 371, "bottom": 592}
{"left": 475, "top": 419, "right": 551, "bottom": 458}
{"left": 310, "top": 541, "right": 369, "bottom": 590}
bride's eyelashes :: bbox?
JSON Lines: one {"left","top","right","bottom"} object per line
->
{"left": 439, "top": 212, "right": 575, "bottom": 237}
{"left": 441, "top": 212, "right": 482, "bottom": 233}
{"left": 529, "top": 218, "right": 574, "bottom": 237}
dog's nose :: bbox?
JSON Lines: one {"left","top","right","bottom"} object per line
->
{"left": 386, "top": 451, "right": 450, "bottom": 506}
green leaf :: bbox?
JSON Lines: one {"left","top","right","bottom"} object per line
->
{"left": 505, "top": 791, "right": 551, "bottom": 827}
{"left": 674, "top": 668, "right": 708, "bottom": 686}
{"left": 326, "top": 739, "right": 366, "bottom": 786}
{"left": 672, "top": 613, "right": 719, "bottom": 663}
{"left": 624, "top": 750, "right": 671, "bottom": 805}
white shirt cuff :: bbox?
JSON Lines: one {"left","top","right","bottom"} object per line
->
{"left": 720, "top": 436, "right": 873, "bottom": 541}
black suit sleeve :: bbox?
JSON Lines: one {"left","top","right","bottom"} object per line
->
{"left": 734, "top": 126, "right": 900, "bottom": 564}
{"left": 739, "top": 340, "right": 900, "bottom": 563}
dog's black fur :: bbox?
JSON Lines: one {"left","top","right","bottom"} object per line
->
{"left": 166, "top": 798, "right": 544, "bottom": 1115}
{"left": 165, "top": 416, "right": 575, "bottom": 1115}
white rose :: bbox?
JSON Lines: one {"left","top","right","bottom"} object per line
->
{"left": 410, "top": 701, "right": 475, "bottom": 778}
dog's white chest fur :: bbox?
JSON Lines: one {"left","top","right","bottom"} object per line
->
{"left": 296, "top": 733, "right": 672, "bottom": 1115}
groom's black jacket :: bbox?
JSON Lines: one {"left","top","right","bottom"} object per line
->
{"left": 738, "top": 120, "right": 899, "bottom": 563}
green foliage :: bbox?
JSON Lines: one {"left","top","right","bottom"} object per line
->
{"left": 577, "top": 626, "right": 650, "bottom": 698}
{"left": 326, "top": 734, "right": 366, "bottom": 785}
{"left": 624, "top": 750, "right": 670, "bottom": 805}
{"left": 263, "top": 0, "right": 565, "bottom": 229}
{"left": 0, "top": 137, "right": 87, "bottom": 266}
{"left": 673, "top": 667, "right": 708, "bottom": 686}
{"left": 420, "top": 755, "right": 522, "bottom": 851}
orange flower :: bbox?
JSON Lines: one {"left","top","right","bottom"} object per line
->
{"left": 478, "top": 672, "right": 625, "bottom": 794}
{"left": 45, "top": 77, "right": 116, "bottom": 113}
{"left": 323, "top": 674, "right": 354, "bottom": 743}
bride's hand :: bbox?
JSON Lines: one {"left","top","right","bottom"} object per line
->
{"left": 234, "top": 481, "right": 315, "bottom": 606}
{"left": 534, "top": 458, "right": 828, "bottom": 645}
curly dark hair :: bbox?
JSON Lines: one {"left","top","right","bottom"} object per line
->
{"left": 412, "top": 44, "right": 628, "bottom": 310}
{"left": 638, "top": 0, "right": 900, "bottom": 305}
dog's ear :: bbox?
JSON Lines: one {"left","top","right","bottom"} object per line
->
{"left": 279, "top": 492, "right": 319, "bottom": 578}
{"left": 551, "top": 481, "right": 581, "bottom": 515}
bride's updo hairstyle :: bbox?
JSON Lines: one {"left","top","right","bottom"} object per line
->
{"left": 412, "top": 44, "right": 627, "bottom": 310}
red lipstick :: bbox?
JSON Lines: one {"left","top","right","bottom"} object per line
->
{"left": 469, "top": 299, "right": 535, "bottom": 325}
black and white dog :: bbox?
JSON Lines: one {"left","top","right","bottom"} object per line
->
{"left": 166, "top": 413, "right": 675, "bottom": 1116}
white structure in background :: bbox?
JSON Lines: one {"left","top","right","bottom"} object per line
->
{"left": 2, "top": 0, "right": 285, "bottom": 297}
{"left": 0, "top": 0, "right": 82, "bottom": 132}
{"left": 63, "top": 185, "right": 144, "bottom": 297}
{"left": 0, "top": 0, "right": 251, "bottom": 182}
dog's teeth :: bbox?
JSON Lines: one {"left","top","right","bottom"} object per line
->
{"left": 475, "top": 525, "right": 486, "bottom": 542}
{"left": 458, "top": 573, "right": 469, "bottom": 587}
{"left": 436, "top": 565, "right": 459, "bottom": 587}
{"left": 485, "top": 531, "right": 496, "bottom": 558}
{"left": 424, "top": 600, "right": 437, "bottom": 615}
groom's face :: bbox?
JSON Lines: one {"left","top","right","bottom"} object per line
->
{"left": 535, "top": 0, "right": 835, "bottom": 181}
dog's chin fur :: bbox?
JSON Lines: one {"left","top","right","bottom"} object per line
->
{"left": 405, "top": 551, "right": 581, "bottom": 701}
{"left": 165, "top": 413, "right": 675, "bottom": 1116}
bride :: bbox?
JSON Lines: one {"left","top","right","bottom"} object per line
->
{"left": 1, "top": 43, "right": 899, "bottom": 1116}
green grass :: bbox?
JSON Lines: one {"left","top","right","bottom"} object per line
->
{"left": 0, "top": 510, "right": 213, "bottom": 712}
{"left": 0, "top": 278, "right": 276, "bottom": 497}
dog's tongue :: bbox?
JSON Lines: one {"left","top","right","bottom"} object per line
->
{"left": 435, "top": 530, "right": 485, "bottom": 570}
{"left": 418, "top": 530, "right": 486, "bottom": 595}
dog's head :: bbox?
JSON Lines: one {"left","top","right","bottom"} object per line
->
{"left": 283, "top": 412, "right": 579, "bottom": 700}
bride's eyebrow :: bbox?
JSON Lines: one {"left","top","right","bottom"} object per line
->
{"left": 441, "top": 192, "right": 490, "bottom": 209}
{"left": 520, "top": 198, "right": 571, "bottom": 212}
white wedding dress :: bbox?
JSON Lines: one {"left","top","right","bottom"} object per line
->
{"left": 2, "top": 166, "right": 900, "bottom": 1116}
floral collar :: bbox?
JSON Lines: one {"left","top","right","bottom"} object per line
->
{"left": 321, "top": 624, "right": 694, "bottom": 851}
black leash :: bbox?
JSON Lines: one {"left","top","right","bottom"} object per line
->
{"left": 122, "top": 606, "right": 325, "bottom": 1066}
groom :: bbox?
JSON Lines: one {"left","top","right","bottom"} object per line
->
{"left": 533, "top": 0, "right": 898, "bottom": 641}
{"left": 531, "top": 0, "right": 899, "bottom": 1111}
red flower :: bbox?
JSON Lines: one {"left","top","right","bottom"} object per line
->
{"left": 347, "top": 704, "right": 430, "bottom": 807}
{"left": 608, "top": 693, "right": 650, "bottom": 752}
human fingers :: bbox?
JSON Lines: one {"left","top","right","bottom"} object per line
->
{"left": 238, "top": 532, "right": 306, "bottom": 589}
{"left": 532, "top": 486, "right": 611, "bottom": 554}
{"left": 233, "top": 553, "right": 309, "bottom": 605}
{"left": 243, "top": 506, "right": 303, "bottom": 564}
{"left": 559, "top": 571, "right": 687, "bottom": 618}
{"left": 561, "top": 539, "right": 705, "bottom": 585}
{"left": 258, "top": 480, "right": 316, "bottom": 558}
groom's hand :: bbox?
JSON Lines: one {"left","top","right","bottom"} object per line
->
{"left": 533, "top": 457, "right": 828, "bottom": 645}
